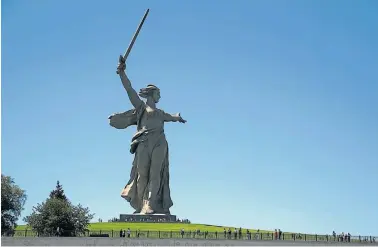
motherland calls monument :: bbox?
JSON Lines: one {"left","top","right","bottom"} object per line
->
{"left": 108, "top": 9, "right": 186, "bottom": 221}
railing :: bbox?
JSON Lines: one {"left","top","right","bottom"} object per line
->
{"left": 5, "top": 230, "right": 377, "bottom": 243}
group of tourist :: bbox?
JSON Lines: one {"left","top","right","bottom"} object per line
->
{"left": 332, "top": 231, "right": 352, "bottom": 242}
{"left": 119, "top": 228, "right": 131, "bottom": 238}
{"left": 116, "top": 228, "right": 375, "bottom": 243}
{"left": 179, "top": 228, "right": 301, "bottom": 241}
{"left": 274, "top": 229, "right": 283, "bottom": 240}
{"left": 221, "top": 228, "right": 254, "bottom": 240}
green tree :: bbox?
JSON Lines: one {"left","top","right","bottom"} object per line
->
{"left": 49, "top": 181, "right": 68, "bottom": 201}
{"left": 1, "top": 174, "right": 27, "bottom": 235}
{"left": 24, "top": 182, "right": 94, "bottom": 236}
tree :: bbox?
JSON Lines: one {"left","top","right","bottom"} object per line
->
{"left": 49, "top": 181, "right": 68, "bottom": 201}
{"left": 1, "top": 174, "right": 27, "bottom": 235}
{"left": 24, "top": 182, "right": 94, "bottom": 236}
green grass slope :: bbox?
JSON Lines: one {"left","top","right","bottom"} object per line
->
{"left": 16, "top": 222, "right": 268, "bottom": 232}
{"left": 12, "top": 222, "right": 372, "bottom": 243}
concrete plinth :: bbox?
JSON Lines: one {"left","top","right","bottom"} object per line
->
{"left": 119, "top": 214, "right": 177, "bottom": 222}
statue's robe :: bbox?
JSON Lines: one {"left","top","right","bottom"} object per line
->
{"left": 108, "top": 104, "right": 173, "bottom": 214}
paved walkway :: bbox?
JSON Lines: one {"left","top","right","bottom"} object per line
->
{"left": 2, "top": 237, "right": 378, "bottom": 246}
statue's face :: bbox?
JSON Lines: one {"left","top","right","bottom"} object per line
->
{"left": 152, "top": 90, "right": 160, "bottom": 103}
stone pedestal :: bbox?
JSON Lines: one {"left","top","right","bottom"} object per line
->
{"left": 119, "top": 214, "right": 177, "bottom": 222}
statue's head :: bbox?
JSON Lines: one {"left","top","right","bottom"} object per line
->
{"left": 139, "top": 84, "right": 160, "bottom": 103}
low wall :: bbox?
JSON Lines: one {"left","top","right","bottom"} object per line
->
{"left": 2, "top": 237, "right": 376, "bottom": 246}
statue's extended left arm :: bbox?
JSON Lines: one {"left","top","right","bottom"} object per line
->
{"left": 162, "top": 112, "right": 187, "bottom": 123}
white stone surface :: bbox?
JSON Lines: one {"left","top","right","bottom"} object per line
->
{"left": 108, "top": 59, "right": 186, "bottom": 214}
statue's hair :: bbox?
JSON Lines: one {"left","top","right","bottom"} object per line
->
{"left": 138, "top": 84, "right": 160, "bottom": 99}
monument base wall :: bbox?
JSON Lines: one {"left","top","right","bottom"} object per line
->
{"left": 119, "top": 214, "right": 177, "bottom": 222}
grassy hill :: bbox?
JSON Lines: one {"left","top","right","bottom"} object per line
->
{"left": 12, "top": 222, "right": 373, "bottom": 243}
{"left": 16, "top": 222, "right": 269, "bottom": 232}
{"left": 15, "top": 223, "right": 368, "bottom": 243}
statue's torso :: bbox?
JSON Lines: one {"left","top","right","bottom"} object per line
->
{"left": 139, "top": 105, "right": 165, "bottom": 133}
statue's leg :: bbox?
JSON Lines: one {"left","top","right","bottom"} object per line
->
{"left": 135, "top": 143, "right": 151, "bottom": 212}
{"left": 147, "top": 141, "right": 168, "bottom": 213}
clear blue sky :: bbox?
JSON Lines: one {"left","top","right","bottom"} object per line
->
{"left": 2, "top": 0, "right": 378, "bottom": 236}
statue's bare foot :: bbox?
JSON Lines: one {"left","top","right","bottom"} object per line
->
{"left": 140, "top": 207, "right": 154, "bottom": 214}
{"left": 145, "top": 209, "right": 155, "bottom": 215}
{"left": 140, "top": 200, "right": 154, "bottom": 214}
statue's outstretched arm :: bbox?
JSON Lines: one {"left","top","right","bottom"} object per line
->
{"left": 162, "top": 111, "right": 187, "bottom": 123}
{"left": 117, "top": 56, "right": 143, "bottom": 109}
